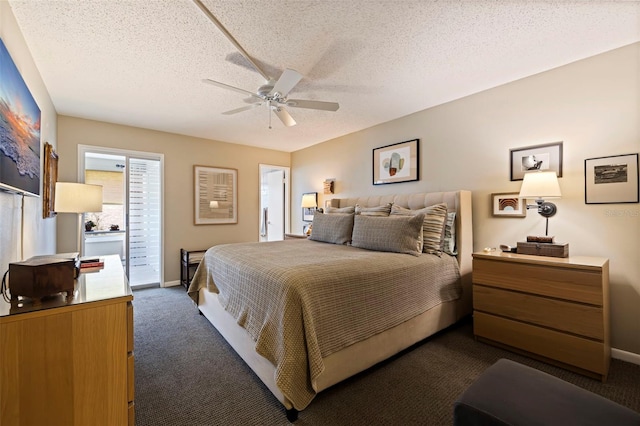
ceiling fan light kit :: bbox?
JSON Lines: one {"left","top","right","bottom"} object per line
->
{"left": 193, "top": 0, "right": 339, "bottom": 129}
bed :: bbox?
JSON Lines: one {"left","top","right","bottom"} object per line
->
{"left": 188, "top": 190, "right": 473, "bottom": 421}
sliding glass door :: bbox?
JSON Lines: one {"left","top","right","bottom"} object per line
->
{"left": 79, "top": 145, "right": 164, "bottom": 288}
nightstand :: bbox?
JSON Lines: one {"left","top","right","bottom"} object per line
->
{"left": 180, "top": 248, "right": 206, "bottom": 289}
{"left": 472, "top": 251, "right": 610, "bottom": 381}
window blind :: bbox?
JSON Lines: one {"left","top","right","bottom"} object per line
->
{"left": 128, "top": 158, "right": 161, "bottom": 286}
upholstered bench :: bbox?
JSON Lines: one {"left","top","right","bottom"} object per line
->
{"left": 453, "top": 358, "right": 640, "bottom": 426}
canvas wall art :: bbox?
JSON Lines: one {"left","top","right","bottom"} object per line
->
{"left": 0, "top": 38, "right": 41, "bottom": 196}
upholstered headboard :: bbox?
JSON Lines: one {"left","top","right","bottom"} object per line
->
{"left": 329, "top": 190, "right": 473, "bottom": 317}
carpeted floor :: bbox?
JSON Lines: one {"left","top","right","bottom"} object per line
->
{"left": 133, "top": 286, "right": 640, "bottom": 425}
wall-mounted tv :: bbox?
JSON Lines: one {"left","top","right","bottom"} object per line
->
{"left": 0, "top": 38, "right": 41, "bottom": 196}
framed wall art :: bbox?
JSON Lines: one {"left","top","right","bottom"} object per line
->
{"left": 194, "top": 165, "right": 238, "bottom": 225}
{"left": 585, "top": 153, "right": 639, "bottom": 204}
{"left": 42, "top": 142, "right": 58, "bottom": 218}
{"left": 510, "top": 141, "right": 563, "bottom": 181}
{"left": 373, "top": 139, "right": 419, "bottom": 185}
{"left": 491, "top": 192, "right": 526, "bottom": 217}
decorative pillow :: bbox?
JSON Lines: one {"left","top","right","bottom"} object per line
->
{"left": 443, "top": 212, "right": 457, "bottom": 256}
{"left": 390, "top": 203, "right": 448, "bottom": 255}
{"left": 355, "top": 203, "right": 392, "bottom": 216}
{"left": 351, "top": 214, "right": 424, "bottom": 256}
{"left": 309, "top": 212, "right": 354, "bottom": 245}
{"left": 325, "top": 205, "right": 355, "bottom": 214}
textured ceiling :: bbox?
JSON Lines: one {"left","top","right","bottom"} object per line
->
{"left": 8, "top": 1, "right": 640, "bottom": 152}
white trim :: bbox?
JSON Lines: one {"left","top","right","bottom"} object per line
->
{"left": 612, "top": 348, "right": 640, "bottom": 365}
{"left": 163, "top": 280, "right": 181, "bottom": 288}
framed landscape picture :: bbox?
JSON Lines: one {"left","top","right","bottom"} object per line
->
{"left": 585, "top": 153, "right": 639, "bottom": 204}
{"left": 194, "top": 165, "right": 238, "bottom": 225}
{"left": 510, "top": 142, "right": 563, "bottom": 181}
{"left": 373, "top": 139, "right": 419, "bottom": 185}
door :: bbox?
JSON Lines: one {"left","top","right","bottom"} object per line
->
{"left": 266, "top": 169, "right": 284, "bottom": 240}
{"left": 79, "top": 145, "right": 164, "bottom": 288}
{"left": 259, "top": 164, "right": 290, "bottom": 241}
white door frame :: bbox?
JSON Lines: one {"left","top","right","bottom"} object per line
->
{"left": 78, "top": 144, "right": 165, "bottom": 287}
{"left": 259, "top": 164, "right": 290, "bottom": 241}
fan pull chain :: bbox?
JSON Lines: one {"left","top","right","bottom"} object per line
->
{"left": 268, "top": 101, "right": 272, "bottom": 129}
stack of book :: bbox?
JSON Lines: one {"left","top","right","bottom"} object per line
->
{"left": 79, "top": 258, "right": 104, "bottom": 272}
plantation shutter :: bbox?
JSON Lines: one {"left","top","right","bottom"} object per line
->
{"left": 128, "top": 158, "right": 161, "bottom": 286}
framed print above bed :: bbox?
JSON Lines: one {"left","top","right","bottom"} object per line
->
{"left": 585, "top": 153, "right": 639, "bottom": 204}
{"left": 373, "top": 139, "right": 419, "bottom": 185}
{"left": 491, "top": 192, "right": 526, "bottom": 217}
{"left": 510, "top": 141, "right": 563, "bottom": 181}
{"left": 194, "top": 165, "right": 238, "bottom": 225}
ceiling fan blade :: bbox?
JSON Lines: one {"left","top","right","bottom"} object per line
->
{"left": 222, "top": 104, "right": 260, "bottom": 115}
{"left": 193, "top": 0, "right": 271, "bottom": 81}
{"left": 270, "top": 69, "right": 302, "bottom": 98}
{"left": 202, "top": 79, "right": 262, "bottom": 101}
{"left": 286, "top": 99, "right": 340, "bottom": 112}
{"left": 273, "top": 106, "right": 296, "bottom": 127}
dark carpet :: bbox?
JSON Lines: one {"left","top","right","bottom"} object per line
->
{"left": 133, "top": 286, "right": 640, "bottom": 425}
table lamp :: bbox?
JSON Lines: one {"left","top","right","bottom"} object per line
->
{"left": 54, "top": 182, "right": 103, "bottom": 256}
{"left": 518, "top": 171, "right": 561, "bottom": 236}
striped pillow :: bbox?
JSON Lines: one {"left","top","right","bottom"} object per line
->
{"left": 391, "top": 203, "right": 448, "bottom": 255}
{"left": 443, "top": 212, "right": 457, "bottom": 256}
{"left": 355, "top": 203, "right": 392, "bottom": 216}
{"left": 351, "top": 214, "right": 424, "bottom": 255}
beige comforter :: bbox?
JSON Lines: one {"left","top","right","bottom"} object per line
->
{"left": 188, "top": 239, "right": 461, "bottom": 410}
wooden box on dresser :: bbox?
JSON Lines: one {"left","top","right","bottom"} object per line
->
{"left": 472, "top": 251, "right": 610, "bottom": 381}
{"left": 0, "top": 255, "right": 135, "bottom": 426}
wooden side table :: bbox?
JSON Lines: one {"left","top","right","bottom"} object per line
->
{"left": 472, "top": 251, "right": 610, "bottom": 381}
{"left": 181, "top": 248, "right": 206, "bottom": 289}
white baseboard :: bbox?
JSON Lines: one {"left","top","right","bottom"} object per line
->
{"left": 162, "top": 280, "right": 181, "bottom": 288}
{"left": 612, "top": 347, "right": 640, "bottom": 365}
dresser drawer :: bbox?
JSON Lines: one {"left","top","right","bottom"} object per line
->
{"left": 127, "top": 302, "right": 134, "bottom": 353}
{"left": 128, "top": 354, "right": 135, "bottom": 402}
{"left": 473, "top": 258, "right": 603, "bottom": 305}
{"left": 473, "top": 285, "right": 604, "bottom": 340}
{"left": 474, "top": 312, "right": 608, "bottom": 377}
{"left": 128, "top": 402, "right": 135, "bottom": 426}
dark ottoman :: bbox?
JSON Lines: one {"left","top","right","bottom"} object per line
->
{"left": 453, "top": 358, "right": 640, "bottom": 426}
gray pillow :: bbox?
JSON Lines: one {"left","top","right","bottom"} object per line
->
{"left": 390, "top": 203, "right": 448, "bottom": 255}
{"left": 351, "top": 214, "right": 424, "bottom": 256}
{"left": 325, "top": 205, "right": 355, "bottom": 214}
{"left": 309, "top": 212, "right": 354, "bottom": 245}
{"left": 355, "top": 203, "right": 392, "bottom": 216}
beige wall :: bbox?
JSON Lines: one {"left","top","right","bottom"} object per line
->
{"left": 57, "top": 116, "right": 290, "bottom": 284}
{"left": 292, "top": 43, "right": 640, "bottom": 355}
{"left": 0, "top": 2, "right": 57, "bottom": 273}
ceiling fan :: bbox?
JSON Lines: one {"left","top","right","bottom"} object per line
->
{"left": 193, "top": 0, "right": 339, "bottom": 128}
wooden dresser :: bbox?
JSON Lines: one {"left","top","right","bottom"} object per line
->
{"left": 0, "top": 255, "right": 135, "bottom": 425}
{"left": 472, "top": 251, "right": 610, "bottom": 381}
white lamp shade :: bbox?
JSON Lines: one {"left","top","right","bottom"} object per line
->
{"left": 54, "top": 182, "right": 103, "bottom": 213}
{"left": 518, "top": 171, "right": 561, "bottom": 199}
{"left": 301, "top": 193, "right": 317, "bottom": 208}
